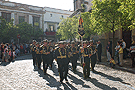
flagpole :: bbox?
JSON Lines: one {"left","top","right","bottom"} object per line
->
{"left": 81, "top": 36, "right": 84, "bottom": 64}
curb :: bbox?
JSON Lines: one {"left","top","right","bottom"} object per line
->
{"left": 98, "top": 62, "right": 135, "bottom": 74}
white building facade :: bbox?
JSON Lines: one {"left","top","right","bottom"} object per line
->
{"left": 0, "top": 0, "right": 73, "bottom": 41}
{"left": 43, "top": 7, "right": 73, "bottom": 40}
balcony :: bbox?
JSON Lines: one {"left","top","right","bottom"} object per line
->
{"left": 45, "top": 31, "right": 56, "bottom": 36}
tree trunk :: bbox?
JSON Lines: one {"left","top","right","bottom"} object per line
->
{"left": 112, "top": 21, "right": 115, "bottom": 57}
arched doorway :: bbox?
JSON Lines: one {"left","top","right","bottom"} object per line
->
{"left": 122, "top": 30, "right": 132, "bottom": 48}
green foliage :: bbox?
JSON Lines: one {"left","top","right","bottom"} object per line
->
{"left": 81, "top": 12, "right": 95, "bottom": 38}
{"left": 57, "top": 16, "right": 79, "bottom": 40}
{"left": 0, "top": 17, "right": 43, "bottom": 43}
{"left": 57, "top": 12, "right": 95, "bottom": 40}
{"left": 91, "top": 0, "right": 122, "bottom": 34}
{"left": 118, "top": 0, "right": 135, "bottom": 29}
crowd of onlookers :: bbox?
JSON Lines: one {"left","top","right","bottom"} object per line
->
{"left": 106, "top": 39, "right": 135, "bottom": 68}
{"left": 0, "top": 42, "right": 31, "bottom": 62}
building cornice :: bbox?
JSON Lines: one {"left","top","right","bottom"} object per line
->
{"left": 0, "top": 8, "right": 43, "bottom": 15}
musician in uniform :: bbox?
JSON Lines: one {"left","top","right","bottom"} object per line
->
{"left": 31, "top": 40, "right": 37, "bottom": 67}
{"left": 89, "top": 40, "right": 97, "bottom": 72}
{"left": 35, "top": 42, "right": 42, "bottom": 70}
{"left": 81, "top": 41, "right": 91, "bottom": 79}
{"left": 41, "top": 39, "right": 50, "bottom": 75}
{"left": 70, "top": 41, "right": 79, "bottom": 72}
{"left": 48, "top": 40, "right": 54, "bottom": 68}
{"left": 54, "top": 41, "right": 69, "bottom": 83}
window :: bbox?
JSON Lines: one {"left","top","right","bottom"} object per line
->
{"left": 2, "top": 12, "right": 11, "bottom": 22}
{"left": 61, "top": 15, "right": 63, "bottom": 18}
{"left": 50, "top": 14, "right": 52, "bottom": 17}
{"left": 33, "top": 16, "right": 40, "bottom": 30}
{"left": 19, "top": 16, "right": 25, "bottom": 24}
{"left": 49, "top": 25, "right": 54, "bottom": 32}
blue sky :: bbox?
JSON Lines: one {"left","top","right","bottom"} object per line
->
{"left": 9, "top": 0, "right": 74, "bottom": 11}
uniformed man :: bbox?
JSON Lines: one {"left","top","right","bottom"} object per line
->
{"left": 35, "top": 42, "right": 42, "bottom": 70}
{"left": 70, "top": 41, "right": 79, "bottom": 72}
{"left": 31, "top": 40, "right": 37, "bottom": 68}
{"left": 89, "top": 40, "right": 97, "bottom": 72}
{"left": 81, "top": 41, "right": 91, "bottom": 79}
{"left": 41, "top": 39, "right": 50, "bottom": 75}
{"left": 54, "top": 41, "right": 69, "bottom": 83}
{"left": 48, "top": 40, "right": 54, "bottom": 68}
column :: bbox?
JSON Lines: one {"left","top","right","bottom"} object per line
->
{"left": 40, "top": 16, "right": 42, "bottom": 29}
{"left": 44, "top": 22, "right": 47, "bottom": 32}
{"left": 11, "top": 13, "right": 15, "bottom": 25}
{"left": 29, "top": 15, "right": 33, "bottom": 26}
{"left": 0, "top": 11, "right": 1, "bottom": 16}
{"left": 55, "top": 23, "right": 58, "bottom": 31}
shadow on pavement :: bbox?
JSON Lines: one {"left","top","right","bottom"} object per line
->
{"left": 68, "top": 73, "right": 90, "bottom": 88}
{"left": 51, "top": 62, "right": 59, "bottom": 76}
{"left": 89, "top": 78, "right": 118, "bottom": 90}
{"left": 15, "top": 54, "right": 32, "bottom": 61}
{"left": 94, "top": 71, "right": 131, "bottom": 85}
{"left": 0, "top": 62, "right": 10, "bottom": 66}
{"left": 37, "top": 69, "right": 61, "bottom": 88}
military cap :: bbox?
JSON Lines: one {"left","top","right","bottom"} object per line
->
{"left": 32, "top": 40, "right": 36, "bottom": 42}
{"left": 48, "top": 40, "right": 52, "bottom": 43}
{"left": 36, "top": 42, "right": 40, "bottom": 45}
{"left": 83, "top": 40, "right": 88, "bottom": 43}
{"left": 58, "top": 41, "right": 64, "bottom": 44}
{"left": 89, "top": 40, "right": 93, "bottom": 43}
{"left": 71, "top": 41, "right": 75, "bottom": 44}
{"left": 63, "top": 41, "right": 67, "bottom": 44}
{"left": 43, "top": 39, "right": 48, "bottom": 42}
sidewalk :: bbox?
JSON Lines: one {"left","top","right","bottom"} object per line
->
{"left": 99, "top": 56, "right": 135, "bottom": 74}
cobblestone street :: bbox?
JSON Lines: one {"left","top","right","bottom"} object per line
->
{"left": 0, "top": 55, "right": 135, "bottom": 90}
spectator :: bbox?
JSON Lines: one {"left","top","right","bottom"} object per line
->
{"left": 15, "top": 47, "right": 20, "bottom": 56}
{"left": 1, "top": 43, "right": 4, "bottom": 61}
{"left": 8, "top": 49, "right": 12, "bottom": 62}
{"left": 130, "top": 40, "right": 135, "bottom": 68}
{"left": 119, "top": 44, "right": 123, "bottom": 66}
{"left": 115, "top": 41, "right": 120, "bottom": 65}
{"left": 120, "top": 39, "right": 127, "bottom": 59}
{"left": 13, "top": 50, "right": 16, "bottom": 60}
{"left": 4, "top": 49, "right": 10, "bottom": 62}
{"left": 20, "top": 44, "right": 23, "bottom": 54}
{"left": 110, "top": 57, "right": 116, "bottom": 68}
{"left": 97, "top": 41, "right": 102, "bottom": 62}
{"left": 106, "top": 41, "right": 112, "bottom": 62}
{"left": 23, "top": 44, "right": 26, "bottom": 54}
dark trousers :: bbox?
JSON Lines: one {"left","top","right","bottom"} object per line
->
{"left": 91, "top": 54, "right": 97, "bottom": 71}
{"left": 83, "top": 58, "right": 90, "bottom": 78}
{"left": 131, "top": 52, "right": 135, "bottom": 67}
{"left": 123, "top": 48, "right": 127, "bottom": 59}
{"left": 71, "top": 54, "right": 78, "bottom": 71}
{"left": 42, "top": 55, "right": 49, "bottom": 73}
{"left": 58, "top": 64, "right": 68, "bottom": 81}
{"left": 32, "top": 52, "right": 36, "bottom": 66}
{"left": 36, "top": 54, "right": 42, "bottom": 69}
{"left": 98, "top": 53, "right": 101, "bottom": 62}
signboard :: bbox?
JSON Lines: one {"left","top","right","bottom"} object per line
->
{"left": 78, "top": 16, "right": 85, "bottom": 36}
{"left": 17, "top": 34, "right": 20, "bottom": 39}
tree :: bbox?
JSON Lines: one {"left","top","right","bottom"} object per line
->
{"left": 91, "top": 0, "right": 122, "bottom": 57}
{"left": 57, "top": 12, "right": 95, "bottom": 41}
{"left": 16, "top": 22, "right": 43, "bottom": 43}
{"left": 118, "top": 0, "right": 135, "bottom": 29}
{"left": 57, "top": 16, "right": 79, "bottom": 40}
{"left": 81, "top": 12, "right": 95, "bottom": 39}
